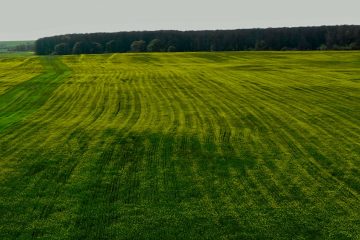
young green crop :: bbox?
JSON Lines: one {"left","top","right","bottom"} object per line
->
{"left": 0, "top": 51, "right": 359, "bottom": 239}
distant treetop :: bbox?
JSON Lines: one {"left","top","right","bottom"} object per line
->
{"left": 35, "top": 25, "right": 360, "bottom": 55}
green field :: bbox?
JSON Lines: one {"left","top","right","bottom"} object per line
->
{"left": 0, "top": 51, "right": 359, "bottom": 239}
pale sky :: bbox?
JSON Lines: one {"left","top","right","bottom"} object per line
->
{"left": 1, "top": 0, "right": 359, "bottom": 41}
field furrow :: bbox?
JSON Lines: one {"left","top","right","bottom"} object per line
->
{"left": 0, "top": 51, "right": 359, "bottom": 239}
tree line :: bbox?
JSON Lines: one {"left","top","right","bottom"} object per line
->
{"left": 0, "top": 42, "right": 34, "bottom": 53}
{"left": 9, "top": 43, "right": 34, "bottom": 52}
{"left": 35, "top": 25, "right": 360, "bottom": 55}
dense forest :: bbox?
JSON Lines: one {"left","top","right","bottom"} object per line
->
{"left": 35, "top": 25, "right": 360, "bottom": 55}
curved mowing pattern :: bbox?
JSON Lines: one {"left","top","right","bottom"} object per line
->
{"left": 0, "top": 55, "right": 42, "bottom": 95}
{"left": 0, "top": 52, "right": 359, "bottom": 239}
{"left": 0, "top": 56, "right": 70, "bottom": 131}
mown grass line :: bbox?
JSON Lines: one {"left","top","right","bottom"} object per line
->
{"left": 0, "top": 52, "right": 359, "bottom": 239}
{"left": 0, "top": 56, "right": 71, "bottom": 132}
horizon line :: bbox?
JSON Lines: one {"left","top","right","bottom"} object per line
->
{"left": 1, "top": 24, "right": 359, "bottom": 42}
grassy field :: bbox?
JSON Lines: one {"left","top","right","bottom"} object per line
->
{"left": 0, "top": 51, "right": 359, "bottom": 239}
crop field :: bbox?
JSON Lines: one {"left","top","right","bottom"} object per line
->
{"left": 0, "top": 51, "right": 359, "bottom": 239}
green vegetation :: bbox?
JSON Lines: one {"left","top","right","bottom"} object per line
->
{"left": 0, "top": 51, "right": 359, "bottom": 239}
{"left": 0, "top": 41, "right": 34, "bottom": 53}
{"left": 35, "top": 25, "right": 360, "bottom": 55}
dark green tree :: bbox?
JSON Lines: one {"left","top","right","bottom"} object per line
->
{"left": 147, "top": 39, "right": 162, "bottom": 52}
{"left": 105, "top": 40, "right": 117, "bottom": 53}
{"left": 53, "top": 43, "right": 69, "bottom": 55}
{"left": 318, "top": 44, "right": 327, "bottom": 50}
{"left": 255, "top": 40, "right": 267, "bottom": 50}
{"left": 131, "top": 40, "right": 146, "bottom": 52}
{"left": 72, "top": 42, "right": 85, "bottom": 54}
{"left": 167, "top": 45, "right": 176, "bottom": 52}
{"left": 90, "top": 42, "right": 103, "bottom": 54}
{"left": 349, "top": 41, "right": 360, "bottom": 50}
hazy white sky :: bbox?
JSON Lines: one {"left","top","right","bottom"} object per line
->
{"left": 1, "top": 0, "right": 359, "bottom": 40}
